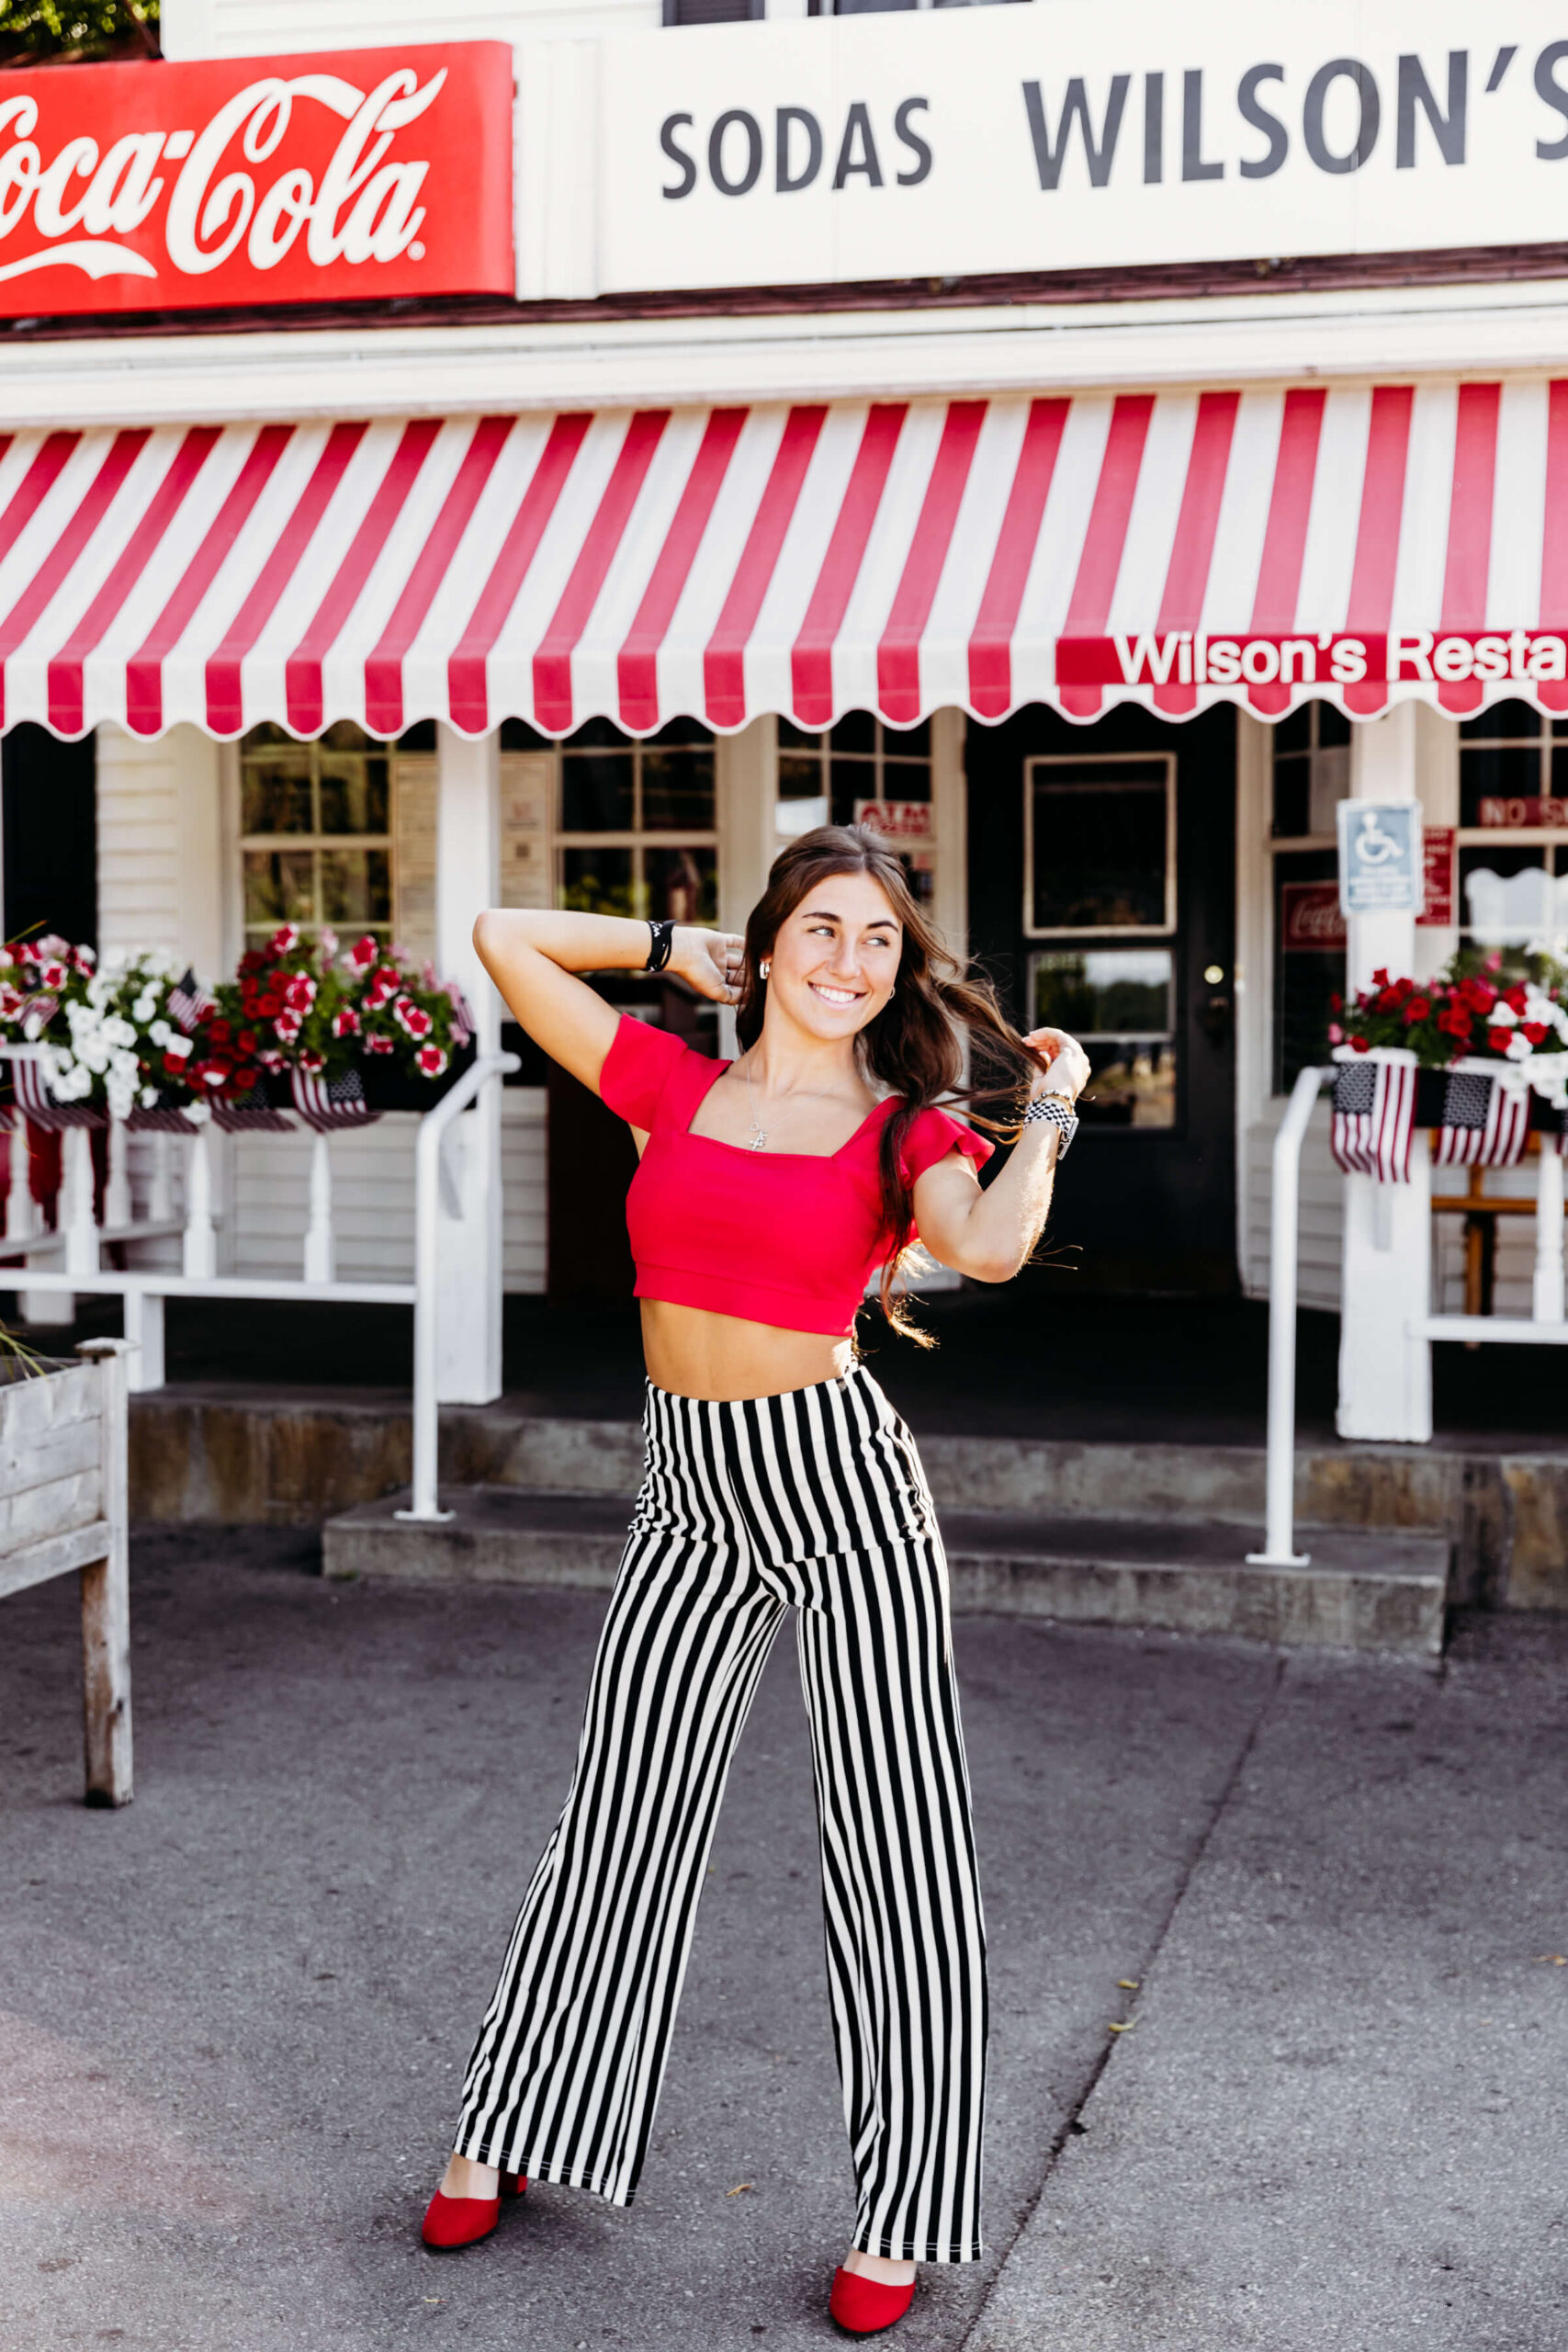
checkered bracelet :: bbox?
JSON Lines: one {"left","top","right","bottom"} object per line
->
{"left": 1022, "top": 1094, "right": 1079, "bottom": 1157}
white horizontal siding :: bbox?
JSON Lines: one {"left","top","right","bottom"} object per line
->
{"left": 1241, "top": 1102, "right": 1342, "bottom": 1315}
{"left": 95, "top": 730, "right": 182, "bottom": 960}
{"left": 220, "top": 1090, "right": 547, "bottom": 1293}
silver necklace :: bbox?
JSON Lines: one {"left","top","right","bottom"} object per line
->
{"left": 741, "top": 1054, "right": 769, "bottom": 1150}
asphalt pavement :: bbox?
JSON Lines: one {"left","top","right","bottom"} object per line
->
{"left": 0, "top": 1532, "right": 1563, "bottom": 2352}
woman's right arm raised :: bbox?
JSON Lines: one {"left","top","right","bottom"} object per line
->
{"left": 471, "top": 910, "right": 744, "bottom": 1097}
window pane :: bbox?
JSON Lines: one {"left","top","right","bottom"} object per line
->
{"left": 559, "top": 846, "right": 636, "bottom": 918}
{"left": 1271, "top": 753, "right": 1310, "bottom": 840}
{"left": 1076, "top": 1041, "right": 1177, "bottom": 1128}
{"left": 830, "top": 710, "right": 875, "bottom": 753}
{"left": 1032, "top": 946, "right": 1173, "bottom": 1036}
{"left": 645, "top": 844, "right": 717, "bottom": 926}
{"left": 1031, "top": 950, "right": 1177, "bottom": 1127}
{"left": 1030, "top": 764, "right": 1169, "bottom": 930}
{"left": 561, "top": 752, "right": 635, "bottom": 831}
{"left": 1273, "top": 706, "right": 1311, "bottom": 754}
{"left": 1316, "top": 702, "right": 1351, "bottom": 749}
{"left": 779, "top": 753, "right": 825, "bottom": 801}
{"left": 831, "top": 757, "right": 872, "bottom": 825}
{"left": 501, "top": 718, "right": 551, "bottom": 751}
{"left": 319, "top": 756, "right": 389, "bottom": 835}
{"left": 320, "top": 848, "right": 391, "bottom": 927}
{"left": 641, "top": 746, "right": 716, "bottom": 831}
{"left": 1272, "top": 849, "right": 1344, "bottom": 1093}
{"left": 778, "top": 719, "right": 824, "bottom": 751}
{"left": 242, "top": 754, "right": 312, "bottom": 835}
{"left": 1461, "top": 849, "right": 1568, "bottom": 948}
{"left": 1461, "top": 698, "right": 1540, "bottom": 740}
{"left": 243, "top": 849, "right": 316, "bottom": 928}
{"left": 1461, "top": 745, "right": 1544, "bottom": 824}
{"left": 892, "top": 718, "right": 931, "bottom": 754}
{"left": 881, "top": 760, "right": 931, "bottom": 802}
{"left": 777, "top": 795, "right": 829, "bottom": 837}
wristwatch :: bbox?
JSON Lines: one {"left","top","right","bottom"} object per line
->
{"left": 645, "top": 918, "right": 676, "bottom": 974}
{"left": 1022, "top": 1091, "right": 1079, "bottom": 1158}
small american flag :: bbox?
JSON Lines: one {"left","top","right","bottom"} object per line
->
{"left": 126, "top": 1102, "right": 200, "bottom": 1134}
{"left": 8, "top": 1055, "right": 106, "bottom": 1132}
{"left": 19, "top": 991, "right": 58, "bottom": 1038}
{"left": 1330, "top": 1054, "right": 1416, "bottom": 1182}
{"left": 212, "top": 1102, "right": 295, "bottom": 1134}
{"left": 168, "top": 967, "right": 216, "bottom": 1035}
{"left": 289, "top": 1065, "right": 380, "bottom": 1133}
{"left": 1432, "top": 1070, "right": 1531, "bottom": 1169}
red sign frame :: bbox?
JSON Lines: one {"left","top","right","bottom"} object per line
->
{"left": 0, "top": 43, "right": 513, "bottom": 318}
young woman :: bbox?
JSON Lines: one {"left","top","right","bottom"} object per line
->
{"left": 422, "top": 825, "right": 1089, "bottom": 2336}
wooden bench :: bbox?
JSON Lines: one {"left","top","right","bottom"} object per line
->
{"left": 0, "top": 1339, "right": 132, "bottom": 1806}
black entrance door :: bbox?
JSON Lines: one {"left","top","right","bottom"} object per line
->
{"left": 965, "top": 703, "right": 1236, "bottom": 1294}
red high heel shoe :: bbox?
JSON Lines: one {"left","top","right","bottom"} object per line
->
{"left": 420, "top": 2172, "right": 526, "bottom": 2250}
{"left": 829, "top": 2266, "right": 916, "bottom": 2335}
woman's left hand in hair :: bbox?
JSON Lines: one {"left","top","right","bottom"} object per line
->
{"left": 670, "top": 926, "right": 747, "bottom": 1003}
{"left": 1023, "top": 1026, "right": 1091, "bottom": 1103}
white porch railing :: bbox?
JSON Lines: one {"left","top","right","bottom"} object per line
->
{"left": 1249, "top": 1064, "right": 1568, "bottom": 1568}
{"left": 0, "top": 1047, "right": 518, "bottom": 1522}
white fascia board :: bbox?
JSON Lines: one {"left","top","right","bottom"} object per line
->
{"left": 5, "top": 278, "right": 1568, "bottom": 428}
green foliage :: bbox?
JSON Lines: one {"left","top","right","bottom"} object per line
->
{"left": 0, "top": 2, "right": 159, "bottom": 62}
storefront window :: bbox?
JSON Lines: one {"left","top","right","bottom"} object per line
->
{"left": 1021, "top": 752, "right": 1177, "bottom": 1127}
{"left": 776, "top": 714, "right": 934, "bottom": 902}
{"left": 556, "top": 717, "right": 717, "bottom": 924}
{"left": 240, "top": 721, "right": 393, "bottom": 946}
{"left": 1458, "top": 702, "right": 1568, "bottom": 958}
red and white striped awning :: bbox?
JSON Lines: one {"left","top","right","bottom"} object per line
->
{"left": 6, "top": 379, "right": 1568, "bottom": 741}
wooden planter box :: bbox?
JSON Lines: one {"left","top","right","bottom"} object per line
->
{"left": 0, "top": 1340, "right": 132, "bottom": 1806}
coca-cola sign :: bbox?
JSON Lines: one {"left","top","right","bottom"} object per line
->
{"left": 0, "top": 44, "right": 513, "bottom": 317}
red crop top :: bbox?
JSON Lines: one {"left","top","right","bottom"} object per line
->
{"left": 598, "top": 1015, "right": 993, "bottom": 1337}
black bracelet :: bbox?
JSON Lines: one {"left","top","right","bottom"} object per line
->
{"left": 645, "top": 919, "right": 675, "bottom": 974}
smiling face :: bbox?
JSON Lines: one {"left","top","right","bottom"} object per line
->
{"left": 763, "top": 868, "right": 903, "bottom": 1043}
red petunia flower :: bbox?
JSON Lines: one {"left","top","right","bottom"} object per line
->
{"left": 415, "top": 1043, "right": 449, "bottom": 1078}
{"left": 332, "top": 1006, "right": 361, "bottom": 1038}
{"left": 1404, "top": 996, "right": 1431, "bottom": 1023}
{"left": 393, "top": 996, "right": 434, "bottom": 1041}
{"left": 1522, "top": 1021, "right": 1551, "bottom": 1047}
{"left": 348, "top": 934, "right": 378, "bottom": 968}
{"left": 1487, "top": 1026, "right": 1516, "bottom": 1054}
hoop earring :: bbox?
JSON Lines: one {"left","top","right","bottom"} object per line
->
{"left": 759, "top": 958, "right": 771, "bottom": 979}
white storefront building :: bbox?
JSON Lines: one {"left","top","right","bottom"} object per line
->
{"left": 6, "top": 0, "right": 1568, "bottom": 1440}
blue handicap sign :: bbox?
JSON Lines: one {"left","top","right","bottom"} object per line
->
{"left": 1337, "top": 800, "right": 1424, "bottom": 917}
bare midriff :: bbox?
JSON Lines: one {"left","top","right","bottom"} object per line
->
{"left": 638, "top": 1298, "right": 853, "bottom": 1402}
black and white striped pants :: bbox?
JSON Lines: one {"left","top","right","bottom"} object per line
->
{"left": 453, "top": 1364, "right": 987, "bottom": 2265}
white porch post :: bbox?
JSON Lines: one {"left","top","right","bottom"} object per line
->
{"left": 434, "top": 723, "right": 503, "bottom": 1405}
{"left": 1336, "top": 704, "right": 1443, "bottom": 1442}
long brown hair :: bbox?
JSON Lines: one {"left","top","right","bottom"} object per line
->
{"left": 735, "top": 824, "right": 1043, "bottom": 1344}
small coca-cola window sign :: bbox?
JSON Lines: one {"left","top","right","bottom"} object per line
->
{"left": 0, "top": 43, "right": 513, "bottom": 318}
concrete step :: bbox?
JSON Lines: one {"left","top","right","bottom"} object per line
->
{"left": 322, "top": 1488, "right": 1450, "bottom": 1657}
